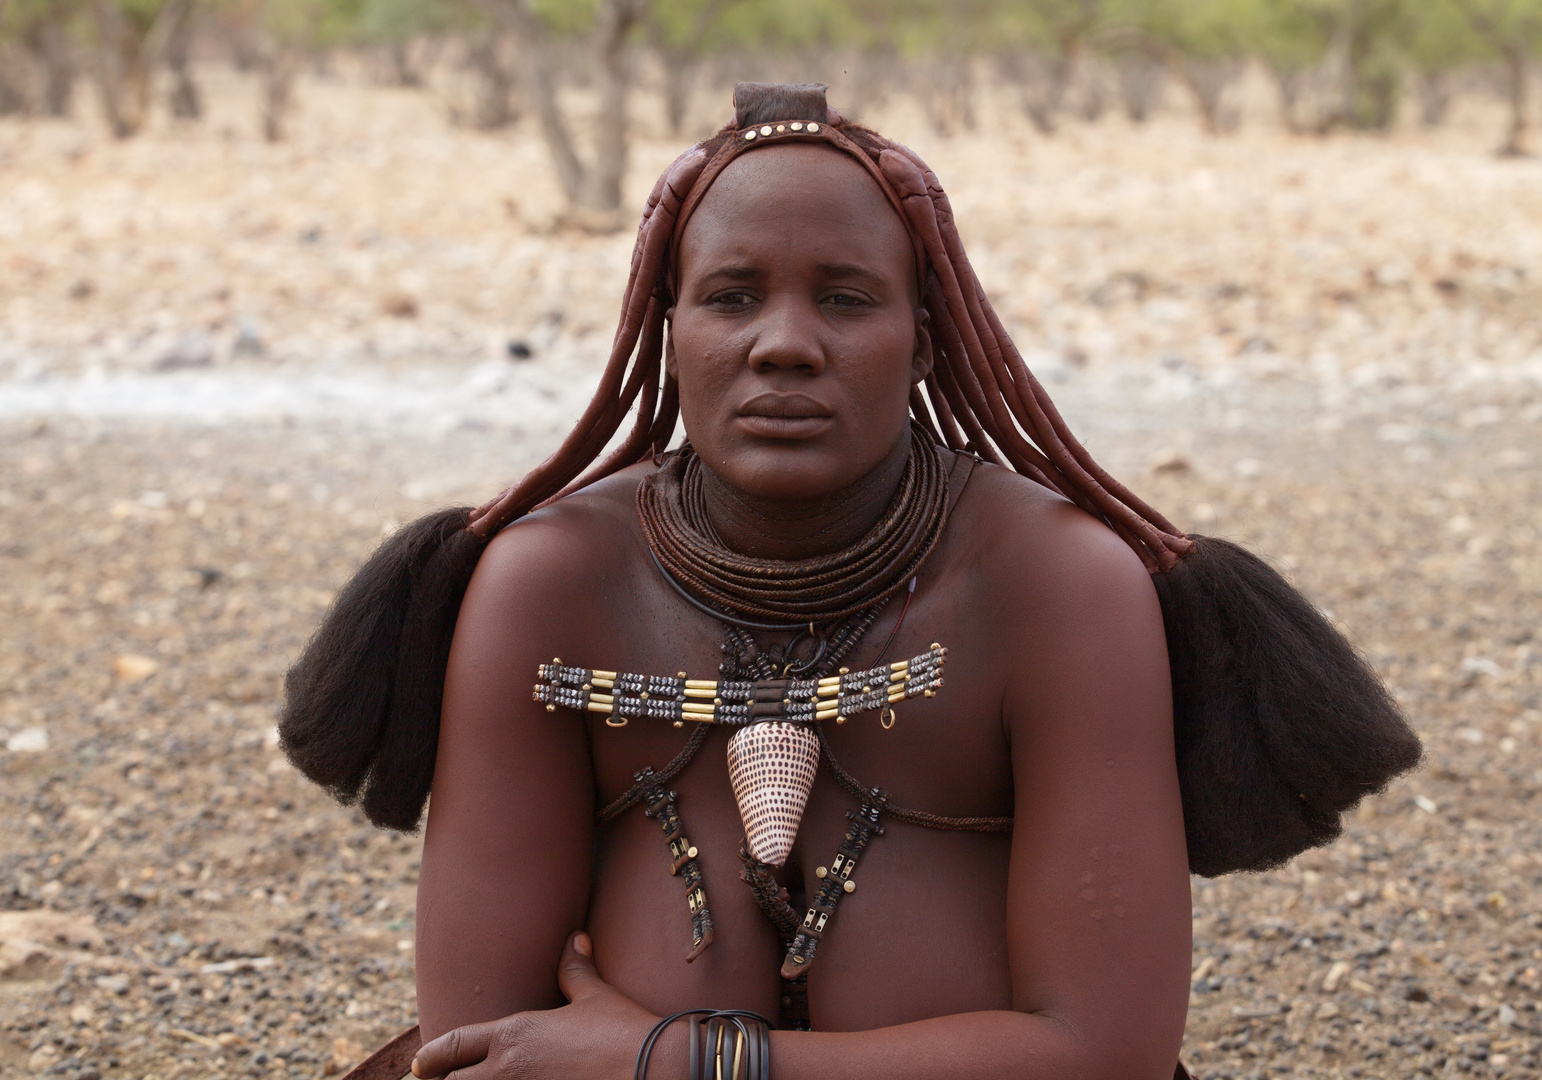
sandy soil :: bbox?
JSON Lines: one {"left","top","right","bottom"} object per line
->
{"left": 1, "top": 68, "right": 1540, "bottom": 1080}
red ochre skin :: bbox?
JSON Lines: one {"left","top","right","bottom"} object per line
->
{"left": 411, "top": 145, "right": 1192, "bottom": 1080}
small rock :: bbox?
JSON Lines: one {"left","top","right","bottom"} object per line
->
{"left": 94, "top": 974, "right": 130, "bottom": 995}
{"left": 191, "top": 565, "right": 223, "bottom": 589}
{"left": 68, "top": 278, "right": 95, "bottom": 300}
{"left": 381, "top": 292, "right": 419, "bottom": 318}
{"left": 233, "top": 315, "right": 265, "bottom": 357}
{"left": 1149, "top": 448, "right": 1191, "bottom": 474}
{"left": 113, "top": 655, "right": 159, "bottom": 683}
{"left": 1322, "top": 959, "right": 1350, "bottom": 992}
{"left": 5, "top": 727, "right": 48, "bottom": 752}
{"left": 323, "top": 1037, "right": 364, "bottom": 1075}
{"left": 1499, "top": 1003, "right": 1519, "bottom": 1027}
{"left": 506, "top": 339, "right": 533, "bottom": 359}
{"left": 153, "top": 330, "right": 214, "bottom": 371}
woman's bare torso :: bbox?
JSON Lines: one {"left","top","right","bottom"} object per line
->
{"left": 565, "top": 455, "right": 1017, "bottom": 1029}
{"left": 415, "top": 450, "right": 1190, "bottom": 1044}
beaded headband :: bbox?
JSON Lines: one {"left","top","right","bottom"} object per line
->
{"left": 667, "top": 91, "right": 930, "bottom": 299}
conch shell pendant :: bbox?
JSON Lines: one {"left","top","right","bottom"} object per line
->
{"left": 727, "top": 721, "right": 820, "bottom": 867}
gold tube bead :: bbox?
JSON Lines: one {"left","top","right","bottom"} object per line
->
{"left": 590, "top": 701, "right": 613, "bottom": 714}
{"left": 683, "top": 687, "right": 716, "bottom": 699}
{"left": 684, "top": 679, "right": 717, "bottom": 690}
{"left": 591, "top": 677, "right": 614, "bottom": 689}
{"left": 593, "top": 669, "right": 617, "bottom": 680}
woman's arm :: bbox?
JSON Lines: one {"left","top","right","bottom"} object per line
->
{"left": 415, "top": 503, "right": 1192, "bottom": 1080}
{"left": 414, "top": 515, "right": 598, "bottom": 1040}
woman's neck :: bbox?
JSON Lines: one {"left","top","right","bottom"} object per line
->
{"left": 698, "top": 432, "right": 913, "bottom": 560}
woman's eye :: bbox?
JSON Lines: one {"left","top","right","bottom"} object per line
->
{"left": 711, "top": 291, "right": 754, "bottom": 307}
{"left": 824, "top": 292, "right": 869, "bottom": 309}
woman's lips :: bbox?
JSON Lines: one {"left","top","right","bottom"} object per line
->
{"left": 736, "top": 394, "right": 833, "bottom": 439}
{"left": 735, "top": 414, "right": 834, "bottom": 438}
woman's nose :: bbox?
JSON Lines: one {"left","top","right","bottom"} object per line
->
{"left": 745, "top": 298, "right": 825, "bottom": 375}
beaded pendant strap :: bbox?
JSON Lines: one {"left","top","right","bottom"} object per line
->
{"left": 533, "top": 645, "right": 946, "bottom": 727}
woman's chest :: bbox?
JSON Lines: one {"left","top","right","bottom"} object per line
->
{"left": 572, "top": 601, "right": 1017, "bottom": 1024}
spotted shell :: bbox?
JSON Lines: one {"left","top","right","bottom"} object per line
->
{"left": 726, "top": 721, "right": 820, "bottom": 868}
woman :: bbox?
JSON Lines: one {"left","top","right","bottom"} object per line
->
{"left": 281, "top": 84, "right": 1419, "bottom": 1080}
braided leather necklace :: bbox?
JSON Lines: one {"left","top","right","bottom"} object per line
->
{"left": 637, "top": 430, "right": 949, "bottom": 627}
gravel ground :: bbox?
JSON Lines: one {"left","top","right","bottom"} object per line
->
{"left": 1, "top": 69, "right": 1540, "bottom": 1080}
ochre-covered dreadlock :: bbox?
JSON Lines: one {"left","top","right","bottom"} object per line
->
{"left": 281, "top": 83, "right": 1420, "bottom": 876}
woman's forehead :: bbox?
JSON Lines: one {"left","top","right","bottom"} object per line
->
{"left": 677, "top": 143, "right": 913, "bottom": 274}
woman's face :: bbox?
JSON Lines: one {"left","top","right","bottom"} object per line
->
{"left": 668, "top": 143, "right": 932, "bottom": 502}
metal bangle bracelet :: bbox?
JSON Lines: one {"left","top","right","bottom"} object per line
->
{"left": 636, "top": 1009, "right": 773, "bottom": 1080}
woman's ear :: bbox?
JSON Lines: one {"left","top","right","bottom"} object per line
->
{"left": 910, "top": 306, "right": 935, "bottom": 385}
{"left": 664, "top": 307, "right": 678, "bottom": 381}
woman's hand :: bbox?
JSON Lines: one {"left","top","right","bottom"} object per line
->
{"left": 411, "top": 932, "right": 664, "bottom": 1080}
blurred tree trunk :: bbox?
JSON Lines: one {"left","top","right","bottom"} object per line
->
{"left": 89, "top": 0, "right": 186, "bottom": 137}
{"left": 462, "top": 32, "right": 519, "bottom": 128}
{"left": 22, "top": 5, "right": 78, "bottom": 117}
{"left": 0, "top": 45, "right": 31, "bottom": 115}
{"left": 491, "top": 0, "right": 651, "bottom": 226}
{"left": 164, "top": 0, "right": 201, "bottom": 119}
{"left": 1494, "top": 45, "right": 1530, "bottom": 156}
{"left": 648, "top": 0, "right": 725, "bottom": 137}
{"left": 1168, "top": 53, "right": 1243, "bottom": 134}
{"left": 924, "top": 53, "right": 976, "bottom": 136}
{"left": 997, "top": 47, "right": 1078, "bottom": 135}
{"left": 1113, "top": 47, "right": 1164, "bottom": 123}
{"left": 1071, "top": 55, "right": 1108, "bottom": 122}
{"left": 257, "top": 42, "right": 301, "bottom": 140}
{"left": 1449, "top": 0, "right": 1538, "bottom": 156}
{"left": 388, "top": 40, "right": 422, "bottom": 86}
{"left": 658, "top": 46, "right": 690, "bottom": 134}
{"left": 1415, "top": 71, "right": 1451, "bottom": 127}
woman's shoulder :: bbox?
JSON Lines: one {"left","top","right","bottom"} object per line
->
{"left": 948, "top": 455, "right": 1157, "bottom": 614}
{"left": 469, "top": 462, "right": 656, "bottom": 608}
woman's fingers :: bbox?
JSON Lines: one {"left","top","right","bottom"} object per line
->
{"left": 411, "top": 1020, "right": 497, "bottom": 1079}
{"left": 556, "top": 931, "right": 609, "bottom": 1004}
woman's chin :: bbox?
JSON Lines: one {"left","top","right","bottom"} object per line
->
{"left": 707, "top": 445, "right": 870, "bottom": 503}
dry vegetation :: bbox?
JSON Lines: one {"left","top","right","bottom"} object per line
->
{"left": 1, "top": 69, "right": 1541, "bottom": 1080}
